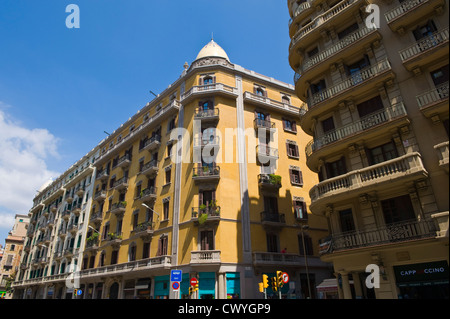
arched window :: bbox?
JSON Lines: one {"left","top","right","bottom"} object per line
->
{"left": 256, "top": 87, "right": 265, "bottom": 96}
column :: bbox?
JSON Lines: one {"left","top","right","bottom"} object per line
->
{"left": 352, "top": 272, "right": 363, "bottom": 299}
{"left": 340, "top": 272, "right": 352, "bottom": 299}
{"left": 218, "top": 273, "right": 226, "bottom": 299}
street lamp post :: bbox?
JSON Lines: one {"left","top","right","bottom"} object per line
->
{"left": 300, "top": 224, "right": 312, "bottom": 299}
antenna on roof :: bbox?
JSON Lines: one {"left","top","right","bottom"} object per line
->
{"left": 211, "top": 32, "right": 214, "bottom": 41}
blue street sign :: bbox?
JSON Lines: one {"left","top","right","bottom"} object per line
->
{"left": 170, "top": 269, "right": 182, "bottom": 282}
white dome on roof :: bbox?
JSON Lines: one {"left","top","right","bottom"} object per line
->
{"left": 38, "top": 179, "right": 52, "bottom": 193}
{"left": 195, "top": 39, "right": 230, "bottom": 62}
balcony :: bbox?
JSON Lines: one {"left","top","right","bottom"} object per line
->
{"left": 75, "top": 185, "right": 85, "bottom": 197}
{"left": 289, "top": 0, "right": 364, "bottom": 69}
{"left": 96, "top": 169, "right": 109, "bottom": 181}
{"left": 385, "top": 0, "right": 446, "bottom": 34}
{"left": 256, "top": 144, "right": 279, "bottom": 163}
{"left": 138, "top": 187, "right": 157, "bottom": 203}
{"left": 258, "top": 174, "right": 282, "bottom": 190}
{"left": 113, "top": 177, "right": 128, "bottom": 191}
{"left": 194, "top": 108, "right": 220, "bottom": 123}
{"left": 254, "top": 118, "right": 276, "bottom": 132}
{"left": 295, "top": 28, "right": 383, "bottom": 93}
{"left": 260, "top": 212, "right": 286, "bottom": 229}
{"left": 72, "top": 202, "right": 82, "bottom": 215}
{"left": 191, "top": 205, "right": 221, "bottom": 225}
{"left": 416, "top": 82, "right": 449, "bottom": 119}
{"left": 114, "top": 154, "right": 131, "bottom": 169}
{"left": 310, "top": 152, "right": 428, "bottom": 213}
{"left": 85, "top": 238, "right": 99, "bottom": 252}
{"left": 139, "top": 160, "right": 159, "bottom": 177}
{"left": 61, "top": 209, "right": 71, "bottom": 220}
{"left": 141, "top": 135, "right": 161, "bottom": 152}
{"left": 305, "top": 102, "right": 409, "bottom": 170}
{"left": 190, "top": 250, "right": 221, "bottom": 265}
{"left": 181, "top": 83, "right": 238, "bottom": 104}
{"left": 94, "top": 190, "right": 107, "bottom": 202}
{"left": 131, "top": 221, "right": 154, "bottom": 239}
{"left": 68, "top": 223, "right": 79, "bottom": 235}
{"left": 78, "top": 255, "right": 172, "bottom": 280}
{"left": 102, "top": 232, "right": 123, "bottom": 247}
{"left": 399, "top": 27, "right": 449, "bottom": 73}
{"left": 253, "top": 252, "right": 326, "bottom": 268}
{"left": 192, "top": 166, "right": 220, "bottom": 184}
{"left": 89, "top": 211, "right": 103, "bottom": 224}
{"left": 110, "top": 202, "right": 126, "bottom": 216}
{"left": 434, "top": 141, "right": 449, "bottom": 173}
{"left": 243, "top": 91, "right": 300, "bottom": 117}
{"left": 301, "top": 59, "right": 394, "bottom": 125}
{"left": 319, "top": 219, "right": 437, "bottom": 255}
{"left": 193, "top": 136, "right": 220, "bottom": 148}
{"left": 288, "top": 0, "right": 313, "bottom": 38}
{"left": 64, "top": 247, "right": 74, "bottom": 258}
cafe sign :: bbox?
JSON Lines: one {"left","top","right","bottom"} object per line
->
{"left": 394, "top": 261, "right": 449, "bottom": 284}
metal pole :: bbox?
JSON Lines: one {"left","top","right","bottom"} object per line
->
{"left": 301, "top": 225, "right": 312, "bottom": 298}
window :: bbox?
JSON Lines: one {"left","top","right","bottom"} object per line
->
{"left": 167, "top": 117, "right": 176, "bottom": 132}
{"left": 129, "top": 243, "right": 137, "bottom": 262}
{"left": 321, "top": 117, "right": 335, "bottom": 133}
{"left": 200, "top": 230, "right": 214, "bottom": 250}
{"left": 163, "top": 201, "right": 170, "bottom": 220}
{"left": 381, "top": 195, "right": 415, "bottom": 224}
{"left": 203, "top": 76, "right": 213, "bottom": 85}
{"left": 281, "top": 95, "right": 291, "bottom": 104}
{"left": 367, "top": 141, "right": 398, "bottom": 165}
{"left": 298, "top": 234, "right": 313, "bottom": 255}
{"left": 430, "top": 64, "right": 449, "bottom": 87}
{"left": 338, "top": 22, "right": 359, "bottom": 40}
{"left": 413, "top": 20, "right": 437, "bottom": 41}
{"left": 286, "top": 141, "right": 299, "bottom": 158}
{"left": 339, "top": 209, "right": 355, "bottom": 233}
{"left": 289, "top": 167, "right": 303, "bottom": 186}
{"left": 266, "top": 233, "right": 279, "bottom": 253}
{"left": 293, "top": 200, "right": 308, "bottom": 220}
{"left": 111, "top": 250, "right": 118, "bottom": 265}
{"left": 142, "top": 242, "right": 150, "bottom": 259}
{"left": 255, "top": 87, "right": 265, "bottom": 96}
{"left": 157, "top": 235, "right": 168, "bottom": 256}
{"left": 165, "top": 168, "right": 171, "bottom": 185}
{"left": 325, "top": 157, "right": 347, "bottom": 179}
{"left": 310, "top": 79, "right": 326, "bottom": 94}
{"left": 282, "top": 118, "right": 297, "bottom": 132}
{"left": 357, "top": 95, "right": 384, "bottom": 119}
{"left": 264, "top": 196, "right": 278, "bottom": 214}
{"left": 307, "top": 47, "right": 318, "bottom": 58}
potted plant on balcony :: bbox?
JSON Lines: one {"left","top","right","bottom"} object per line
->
{"left": 198, "top": 213, "right": 208, "bottom": 225}
{"left": 268, "top": 174, "right": 281, "bottom": 186}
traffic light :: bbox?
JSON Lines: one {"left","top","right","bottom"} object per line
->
{"left": 276, "top": 271, "right": 284, "bottom": 288}
{"left": 262, "top": 274, "right": 269, "bottom": 289}
{"left": 259, "top": 282, "right": 264, "bottom": 293}
{"left": 189, "top": 284, "right": 199, "bottom": 295}
{"left": 270, "top": 277, "right": 277, "bottom": 292}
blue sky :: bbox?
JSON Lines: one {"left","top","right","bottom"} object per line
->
{"left": 0, "top": 0, "right": 294, "bottom": 243}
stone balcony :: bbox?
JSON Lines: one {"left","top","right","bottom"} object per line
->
{"left": 310, "top": 152, "right": 428, "bottom": 213}
{"left": 190, "top": 250, "right": 221, "bottom": 265}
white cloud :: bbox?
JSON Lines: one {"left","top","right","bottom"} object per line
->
{"left": 0, "top": 109, "right": 61, "bottom": 218}
{"left": 0, "top": 212, "right": 15, "bottom": 230}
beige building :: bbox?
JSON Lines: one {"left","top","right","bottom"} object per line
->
{"left": 287, "top": 0, "right": 449, "bottom": 299}
{"left": 0, "top": 214, "right": 29, "bottom": 298}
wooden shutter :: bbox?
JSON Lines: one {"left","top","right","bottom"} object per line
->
{"left": 199, "top": 77, "right": 203, "bottom": 86}
{"left": 292, "top": 121, "right": 297, "bottom": 132}
{"left": 212, "top": 76, "right": 216, "bottom": 84}
{"left": 295, "top": 144, "right": 299, "bottom": 157}
{"left": 289, "top": 168, "right": 295, "bottom": 184}
{"left": 298, "top": 171, "right": 304, "bottom": 186}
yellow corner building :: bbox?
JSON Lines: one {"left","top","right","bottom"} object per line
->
{"left": 13, "top": 40, "right": 331, "bottom": 299}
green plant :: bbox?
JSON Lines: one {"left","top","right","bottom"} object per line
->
{"left": 199, "top": 204, "right": 207, "bottom": 210}
{"left": 120, "top": 201, "right": 127, "bottom": 207}
{"left": 198, "top": 213, "right": 208, "bottom": 225}
{"left": 268, "top": 174, "right": 281, "bottom": 185}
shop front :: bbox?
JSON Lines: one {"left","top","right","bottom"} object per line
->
{"left": 394, "top": 260, "right": 449, "bottom": 299}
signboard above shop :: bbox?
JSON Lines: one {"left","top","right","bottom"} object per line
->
{"left": 394, "top": 260, "right": 449, "bottom": 286}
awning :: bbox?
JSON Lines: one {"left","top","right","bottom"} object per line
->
{"left": 316, "top": 278, "right": 338, "bottom": 292}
